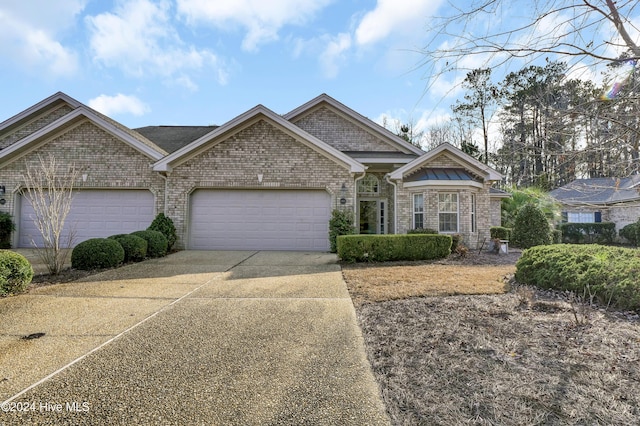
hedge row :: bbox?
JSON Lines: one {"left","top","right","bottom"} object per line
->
{"left": 71, "top": 230, "right": 168, "bottom": 271}
{"left": 490, "top": 226, "right": 511, "bottom": 240}
{"left": 337, "top": 234, "right": 452, "bottom": 263}
{"left": 515, "top": 244, "right": 640, "bottom": 311}
{"left": 558, "top": 222, "right": 616, "bottom": 244}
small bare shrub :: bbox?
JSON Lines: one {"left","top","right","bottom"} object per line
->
{"left": 22, "top": 155, "right": 81, "bottom": 274}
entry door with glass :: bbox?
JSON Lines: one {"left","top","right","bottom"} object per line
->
{"left": 358, "top": 199, "right": 386, "bottom": 234}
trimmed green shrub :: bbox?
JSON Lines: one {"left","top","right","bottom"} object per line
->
{"left": 130, "top": 230, "right": 168, "bottom": 258}
{"left": 620, "top": 222, "right": 639, "bottom": 246}
{"left": 71, "top": 238, "right": 125, "bottom": 270}
{"left": 147, "top": 213, "right": 177, "bottom": 251}
{"left": 329, "top": 209, "right": 355, "bottom": 253}
{"left": 490, "top": 226, "right": 511, "bottom": 240}
{"left": 0, "top": 250, "right": 33, "bottom": 295}
{"left": 0, "top": 212, "right": 15, "bottom": 249}
{"left": 515, "top": 244, "right": 640, "bottom": 311}
{"left": 337, "top": 234, "right": 451, "bottom": 263}
{"left": 512, "top": 204, "right": 551, "bottom": 249}
{"left": 407, "top": 228, "right": 438, "bottom": 234}
{"left": 551, "top": 229, "right": 563, "bottom": 244}
{"left": 109, "top": 234, "right": 147, "bottom": 262}
{"left": 559, "top": 222, "right": 616, "bottom": 244}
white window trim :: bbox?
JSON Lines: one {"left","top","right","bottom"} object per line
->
{"left": 357, "top": 174, "right": 380, "bottom": 195}
{"left": 471, "top": 193, "right": 477, "bottom": 233}
{"left": 438, "top": 192, "right": 459, "bottom": 233}
{"left": 413, "top": 193, "right": 424, "bottom": 229}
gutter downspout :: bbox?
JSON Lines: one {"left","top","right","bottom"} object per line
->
{"left": 385, "top": 174, "right": 398, "bottom": 234}
{"left": 158, "top": 171, "right": 169, "bottom": 215}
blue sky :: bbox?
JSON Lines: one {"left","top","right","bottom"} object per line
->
{"left": 0, "top": 0, "right": 449, "bottom": 131}
{"left": 1, "top": 0, "right": 637, "bottom": 142}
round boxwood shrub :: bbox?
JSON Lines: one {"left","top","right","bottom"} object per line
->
{"left": 71, "top": 238, "right": 125, "bottom": 270}
{"left": 512, "top": 203, "right": 551, "bottom": 249}
{"left": 147, "top": 213, "right": 177, "bottom": 251}
{"left": 109, "top": 234, "right": 147, "bottom": 262}
{"left": 620, "top": 222, "right": 639, "bottom": 246}
{"left": 0, "top": 250, "right": 34, "bottom": 295}
{"left": 130, "top": 230, "right": 168, "bottom": 258}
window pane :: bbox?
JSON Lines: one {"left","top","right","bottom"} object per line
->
{"left": 438, "top": 192, "right": 458, "bottom": 232}
{"left": 439, "top": 213, "right": 458, "bottom": 232}
{"left": 413, "top": 193, "right": 424, "bottom": 228}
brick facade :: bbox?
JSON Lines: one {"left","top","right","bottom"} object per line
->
{"left": 0, "top": 121, "right": 166, "bottom": 244}
{"left": 292, "top": 106, "right": 395, "bottom": 152}
{"left": 0, "top": 93, "right": 504, "bottom": 251}
{"left": 165, "top": 119, "right": 354, "bottom": 248}
{"left": 0, "top": 104, "right": 74, "bottom": 149}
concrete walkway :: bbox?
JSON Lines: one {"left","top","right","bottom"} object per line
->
{"left": 0, "top": 251, "right": 389, "bottom": 425}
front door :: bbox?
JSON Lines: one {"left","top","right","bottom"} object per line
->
{"left": 359, "top": 199, "right": 386, "bottom": 234}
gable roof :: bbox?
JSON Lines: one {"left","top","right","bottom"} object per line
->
{"left": 0, "top": 92, "right": 82, "bottom": 136}
{"left": 153, "top": 104, "right": 366, "bottom": 173}
{"left": 135, "top": 125, "right": 219, "bottom": 153}
{"left": 550, "top": 175, "right": 640, "bottom": 205}
{"left": 283, "top": 93, "right": 425, "bottom": 156}
{"left": 388, "top": 143, "right": 503, "bottom": 182}
{"left": 0, "top": 106, "right": 167, "bottom": 165}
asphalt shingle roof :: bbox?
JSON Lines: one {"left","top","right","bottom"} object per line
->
{"left": 134, "top": 126, "right": 218, "bottom": 153}
{"left": 550, "top": 175, "right": 640, "bottom": 204}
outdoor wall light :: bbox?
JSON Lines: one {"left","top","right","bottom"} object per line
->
{"left": 340, "top": 183, "right": 347, "bottom": 205}
{"left": 0, "top": 186, "right": 5, "bottom": 195}
{"left": 257, "top": 174, "right": 263, "bottom": 183}
{"left": 82, "top": 174, "right": 88, "bottom": 182}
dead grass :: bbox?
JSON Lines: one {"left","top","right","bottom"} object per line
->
{"left": 342, "top": 263, "right": 514, "bottom": 306}
{"left": 344, "top": 252, "right": 640, "bottom": 425}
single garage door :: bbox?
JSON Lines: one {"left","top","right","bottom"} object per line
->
{"left": 189, "top": 189, "right": 331, "bottom": 251}
{"left": 19, "top": 189, "right": 155, "bottom": 248}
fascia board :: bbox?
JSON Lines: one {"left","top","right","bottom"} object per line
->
{"left": 0, "top": 107, "right": 165, "bottom": 163}
{"left": 284, "top": 94, "right": 425, "bottom": 156}
{"left": 153, "top": 105, "right": 366, "bottom": 173}
{"left": 0, "top": 92, "right": 82, "bottom": 133}
{"left": 389, "top": 143, "right": 503, "bottom": 181}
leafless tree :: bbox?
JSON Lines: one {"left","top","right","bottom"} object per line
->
{"left": 422, "top": 0, "right": 640, "bottom": 76}
{"left": 22, "top": 154, "right": 80, "bottom": 274}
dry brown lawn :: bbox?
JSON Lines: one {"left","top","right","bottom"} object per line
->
{"left": 342, "top": 263, "right": 514, "bottom": 306}
{"left": 343, "top": 251, "right": 640, "bottom": 425}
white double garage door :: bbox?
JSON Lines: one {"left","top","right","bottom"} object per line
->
{"left": 18, "top": 189, "right": 331, "bottom": 251}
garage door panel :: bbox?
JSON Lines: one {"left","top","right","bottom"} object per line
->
{"left": 189, "top": 189, "right": 330, "bottom": 251}
{"left": 19, "top": 190, "right": 155, "bottom": 248}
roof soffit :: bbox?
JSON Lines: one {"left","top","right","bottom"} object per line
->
{"left": 153, "top": 105, "right": 365, "bottom": 173}
{"left": 0, "top": 106, "right": 167, "bottom": 165}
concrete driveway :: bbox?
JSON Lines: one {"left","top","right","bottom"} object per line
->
{"left": 0, "top": 251, "right": 389, "bottom": 425}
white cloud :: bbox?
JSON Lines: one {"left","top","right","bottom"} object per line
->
{"left": 319, "top": 33, "right": 352, "bottom": 78}
{"left": 177, "top": 0, "right": 333, "bottom": 52}
{"left": 355, "top": 0, "right": 443, "bottom": 46}
{"left": 86, "top": 0, "right": 227, "bottom": 85}
{"left": 0, "top": 1, "right": 85, "bottom": 77}
{"left": 88, "top": 93, "right": 150, "bottom": 117}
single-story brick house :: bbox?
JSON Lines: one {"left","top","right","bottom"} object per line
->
{"left": 550, "top": 175, "right": 640, "bottom": 233}
{"left": 0, "top": 92, "right": 505, "bottom": 251}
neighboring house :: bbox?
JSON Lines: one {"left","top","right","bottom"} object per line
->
{"left": 0, "top": 92, "right": 505, "bottom": 251}
{"left": 550, "top": 176, "right": 640, "bottom": 233}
